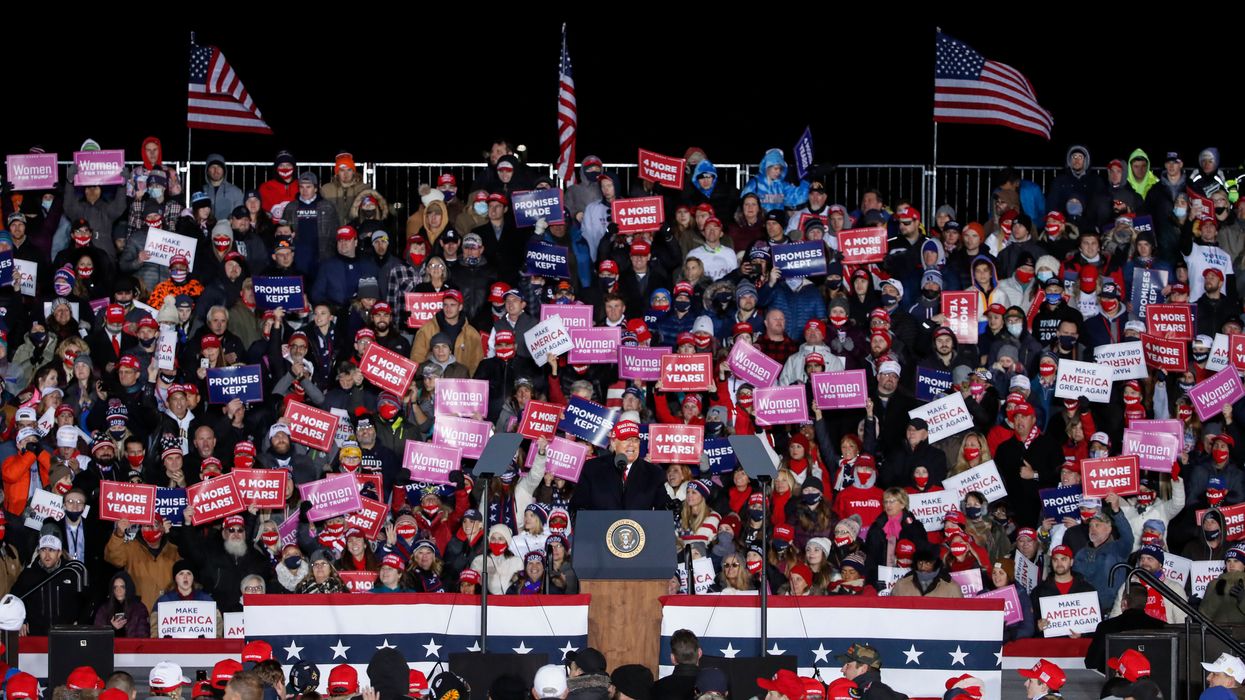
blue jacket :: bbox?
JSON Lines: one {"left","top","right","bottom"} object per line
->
{"left": 655, "top": 309, "right": 697, "bottom": 347}
{"left": 740, "top": 149, "right": 809, "bottom": 212}
{"left": 758, "top": 279, "right": 827, "bottom": 340}
{"left": 1018, "top": 180, "right": 1046, "bottom": 222}
{"left": 310, "top": 253, "right": 379, "bottom": 307}
{"left": 1072, "top": 508, "right": 1134, "bottom": 614}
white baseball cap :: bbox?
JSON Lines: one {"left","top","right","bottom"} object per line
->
{"left": 1202, "top": 653, "right": 1245, "bottom": 683}
{"left": 37, "top": 535, "right": 62, "bottom": 551}
{"left": 878, "top": 360, "right": 902, "bottom": 377}
{"left": 56, "top": 425, "right": 78, "bottom": 448}
{"left": 149, "top": 661, "right": 190, "bottom": 692}
{"left": 532, "top": 665, "right": 567, "bottom": 699}
{"left": 14, "top": 407, "right": 35, "bottom": 423}
{"left": 0, "top": 594, "right": 25, "bottom": 631}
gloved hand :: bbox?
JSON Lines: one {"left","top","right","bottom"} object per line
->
{"left": 299, "top": 500, "right": 313, "bottom": 524}
{"left": 449, "top": 471, "right": 465, "bottom": 489}
{"left": 1230, "top": 579, "right": 1244, "bottom": 602}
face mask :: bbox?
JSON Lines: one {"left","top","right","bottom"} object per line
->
{"left": 379, "top": 403, "right": 400, "bottom": 421}
{"left": 1067, "top": 201, "right": 1084, "bottom": 217}
{"left": 834, "top": 534, "right": 853, "bottom": 548}
{"left": 880, "top": 294, "right": 897, "bottom": 307}
{"left": 555, "top": 297, "right": 573, "bottom": 305}
{"left": 1214, "top": 447, "right": 1231, "bottom": 463}
{"left": 1209, "top": 489, "right": 1227, "bottom": 505}
{"left": 1037, "top": 270, "right": 1053, "bottom": 283}
{"left": 1123, "top": 393, "right": 1141, "bottom": 406}
{"left": 78, "top": 267, "right": 93, "bottom": 279}
{"left": 1007, "top": 322, "right": 1023, "bottom": 337}
{"left": 148, "top": 187, "right": 165, "bottom": 200}
{"left": 126, "top": 454, "right": 144, "bottom": 467}
{"left": 277, "top": 166, "right": 295, "bottom": 181}
{"left": 963, "top": 447, "right": 981, "bottom": 462}
{"left": 1194, "top": 351, "right": 1210, "bottom": 363}
{"left": 30, "top": 331, "right": 46, "bottom": 345}
{"left": 141, "top": 530, "right": 163, "bottom": 545}
{"left": 921, "top": 288, "right": 940, "bottom": 300}
{"left": 54, "top": 281, "right": 72, "bottom": 296}
{"left": 42, "top": 197, "right": 53, "bottom": 210}
{"left": 171, "top": 269, "right": 188, "bottom": 284}
{"left": 1178, "top": 381, "right": 1194, "bottom": 395}
{"left": 261, "top": 532, "right": 280, "bottom": 547}
{"left": 1090, "top": 449, "right": 1108, "bottom": 458}
{"left": 829, "top": 315, "right": 847, "bottom": 327}
{"left": 970, "top": 384, "right": 985, "bottom": 399}
{"left": 1015, "top": 269, "right": 1034, "bottom": 284}
{"left": 496, "top": 344, "right": 516, "bottom": 360}
{"left": 1174, "top": 207, "right": 1188, "bottom": 218}
{"left": 1101, "top": 298, "right": 1119, "bottom": 313}
{"left": 746, "top": 559, "right": 763, "bottom": 575}
{"left": 748, "top": 507, "right": 764, "bottom": 521}
{"left": 913, "top": 474, "right": 929, "bottom": 489}
{"left": 801, "top": 493, "right": 822, "bottom": 506}
{"left": 489, "top": 542, "right": 508, "bottom": 556}
{"left": 1178, "top": 405, "right": 1194, "bottom": 422}
{"left": 284, "top": 556, "right": 302, "bottom": 569}
{"left": 1058, "top": 335, "right": 1077, "bottom": 350}
{"left": 965, "top": 506, "right": 983, "bottom": 520}
{"left": 473, "top": 202, "right": 489, "bottom": 216}
{"left": 1208, "top": 528, "right": 1223, "bottom": 540}
{"left": 395, "top": 522, "right": 417, "bottom": 539}
{"left": 1046, "top": 293, "right": 1062, "bottom": 305}
{"left": 673, "top": 299, "right": 692, "bottom": 313}
{"left": 65, "top": 509, "right": 83, "bottom": 522}
{"left": 1216, "top": 207, "right": 1229, "bottom": 216}
{"left": 705, "top": 421, "right": 724, "bottom": 436}
{"left": 421, "top": 505, "right": 440, "bottom": 519}
{"left": 785, "top": 278, "right": 803, "bottom": 291}
{"left": 213, "top": 237, "right": 232, "bottom": 252}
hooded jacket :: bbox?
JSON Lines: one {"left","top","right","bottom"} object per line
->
{"left": 322, "top": 173, "right": 372, "bottom": 230}
{"left": 687, "top": 160, "right": 738, "bottom": 220}
{"left": 92, "top": 571, "right": 150, "bottom": 637}
{"left": 1126, "top": 148, "right": 1160, "bottom": 199}
{"left": 470, "top": 523, "right": 524, "bottom": 595}
{"left": 740, "top": 149, "right": 809, "bottom": 212}
{"left": 1190, "top": 147, "right": 1228, "bottom": 197}
{"left": 128, "top": 137, "right": 183, "bottom": 200}
{"left": 1049, "top": 145, "right": 1109, "bottom": 229}
{"left": 202, "top": 154, "right": 245, "bottom": 220}
{"left": 358, "top": 648, "right": 415, "bottom": 700}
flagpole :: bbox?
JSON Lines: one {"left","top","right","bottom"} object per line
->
{"left": 187, "top": 31, "right": 195, "bottom": 207}
{"left": 930, "top": 27, "right": 940, "bottom": 226}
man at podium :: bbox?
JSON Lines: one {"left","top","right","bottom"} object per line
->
{"left": 569, "top": 421, "right": 667, "bottom": 512}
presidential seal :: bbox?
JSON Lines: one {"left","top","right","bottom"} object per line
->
{"left": 605, "top": 518, "right": 645, "bottom": 558}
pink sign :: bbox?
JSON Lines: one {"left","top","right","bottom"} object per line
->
{"left": 402, "top": 440, "right": 463, "bottom": 485}
{"left": 977, "top": 584, "right": 1023, "bottom": 626}
{"left": 1122, "top": 429, "right": 1179, "bottom": 474}
{"left": 544, "top": 436, "right": 590, "bottom": 483}
{"left": 298, "top": 473, "right": 363, "bottom": 522}
{"left": 569, "top": 327, "right": 621, "bottom": 364}
{"left": 434, "top": 378, "right": 488, "bottom": 418}
{"left": 753, "top": 385, "right": 809, "bottom": 426}
{"left": 942, "top": 292, "right": 979, "bottom": 345}
{"left": 1188, "top": 368, "right": 1245, "bottom": 421}
{"left": 7, "top": 153, "right": 57, "bottom": 190}
{"left": 619, "top": 346, "right": 669, "bottom": 380}
{"left": 72, "top": 150, "right": 125, "bottom": 185}
{"left": 648, "top": 424, "right": 705, "bottom": 465}
{"left": 1129, "top": 418, "right": 1183, "bottom": 445}
{"left": 810, "top": 370, "right": 867, "bottom": 410}
{"left": 726, "top": 340, "right": 781, "bottom": 388}
{"left": 433, "top": 416, "right": 492, "bottom": 460}
{"left": 541, "top": 304, "right": 594, "bottom": 331}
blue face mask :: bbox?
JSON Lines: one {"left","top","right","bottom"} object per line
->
{"left": 30, "top": 331, "right": 46, "bottom": 345}
{"left": 473, "top": 202, "right": 488, "bottom": 216}
{"left": 148, "top": 187, "right": 165, "bottom": 200}
{"left": 1045, "top": 293, "right": 1062, "bottom": 305}
{"left": 673, "top": 299, "right": 693, "bottom": 313}
{"left": 748, "top": 507, "right": 765, "bottom": 521}
{"left": 880, "top": 294, "right": 898, "bottom": 307}
{"left": 965, "top": 506, "right": 983, "bottom": 519}
{"left": 1037, "top": 270, "right": 1053, "bottom": 283}
{"left": 801, "top": 493, "right": 822, "bottom": 506}
{"left": 1067, "top": 201, "right": 1084, "bottom": 217}
{"left": 284, "top": 556, "right": 302, "bottom": 569}
{"left": 1058, "top": 335, "right": 1077, "bottom": 350}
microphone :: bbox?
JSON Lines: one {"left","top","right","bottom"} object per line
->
{"left": 614, "top": 453, "right": 628, "bottom": 471}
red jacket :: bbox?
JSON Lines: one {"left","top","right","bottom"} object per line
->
{"left": 259, "top": 178, "right": 298, "bottom": 215}
{"left": 2, "top": 450, "right": 50, "bottom": 515}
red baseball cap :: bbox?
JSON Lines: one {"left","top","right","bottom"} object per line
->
{"left": 223, "top": 514, "right": 245, "bottom": 529}
{"left": 757, "top": 670, "right": 804, "bottom": 700}
{"left": 695, "top": 203, "right": 715, "bottom": 215}
{"left": 895, "top": 205, "right": 921, "bottom": 221}
{"left": 119, "top": 355, "right": 141, "bottom": 370}
{"left": 599, "top": 259, "right": 620, "bottom": 275}
{"left": 409, "top": 670, "right": 430, "bottom": 694}
{"left": 372, "top": 302, "right": 392, "bottom": 315}
{"left": 674, "top": 281, "right": 695, "bottom": 297}
{"left": 67, "top": 667, "right": 105, "bottom": 691}
{"left": 106, "top": 304, "right": 125, "bottom": 324}
{"left": 676, "top": 332, "right": 696, "bottom": 347}
{"left": 487, "top": 193, "right": 509, "bottom": 206}
{"left": 799, "top": 677, "right": 824, "bottom": 700}
{"left": 488, "top": 282, "right": 512, "bottom": 304}
{"left": 6, "top": 673, "right": 38, "bottom": 700}
{"left": 613, "top": 420, "right": 640, "bottom": 441}
{"left": 944, "top": 509, "right": 966, "bottom": 525}
{"left": 1011, "top": 402, "right": 1036, "bottom": 417}
{"left": 211, "top": 659, "right": 244, "bottom": 689}
{"left": 734, "top": 322, "right": 754, "bottom": 337}
{"left": 201, "top": 334, "right": 222, "bottom": 350}
{"left": 170, "top": 254, "right": 190, "bottom": 268}
{"left": 1051, "top": 544, "right": 1074, "bottom": 560}
{"left": 1107, "top": 649, "right": 1151, "bottom": 682}
{"left": 626, "top": 318, "right": 652, "bottom": 343}
{"left": 494, "top": 329, "right": 516, "bottom": 344}
{"left": 824, "top": 678, "right": 858, "bottom": 700}
{"left": 704, "top": 216, "right": 723, "bottom": 231}
{"left": 804, "top": 319, "right": 826, "bottom": 336}
{"left": 336, "top": 225, "right": 358, "bottom": 240}
{"left": 437, "top": 173, "right": 457, "bottom": 188}
{"left": 138, "top": 316, "right": 160, "bottom": 330}
{"left": 773, "top": 524, "right": 795, "bottom": 543}
{"left": 328, "top": 664, "right": 360, "bottom": 695}
{"left": 630, "top": 240, "right": 651, "bottom": 256}
{"left": 382, "top": 553, "right": 405, "bottom": 570}
{"left": 805, "top": 352, "right": 825, "bottom": 367}
{"left": 895, "top": 539, "right": 916, "bottom": 559}
{"left": 1018, "top": 659, "right": 1066, "bottom": 691}
{"left": 443, "top": 289, "right": 464, "bottom": 304}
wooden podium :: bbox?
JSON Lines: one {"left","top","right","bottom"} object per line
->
{"left": 574, "top": 511, "right": 675, "bottom": 675}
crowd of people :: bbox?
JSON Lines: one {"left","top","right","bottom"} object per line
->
{"left": 1, "top": 136, "right": 1243, "bottom": 694}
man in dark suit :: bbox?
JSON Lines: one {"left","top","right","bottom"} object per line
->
{"left": 569, "top": 420, "right": 666, "bottom": 512}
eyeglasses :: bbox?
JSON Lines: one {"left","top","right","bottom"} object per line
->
{"left": 65, "top": 500, "right": 86, "bottom": 507}
{"left": 225, "top": 527, "right": 245, "bottom": 534}
{"left": 723, "top": 563, "right": 740, "bottom": 569}
{"left": 428, "top": 263, "right": 446, "bottom": 270}
{"left": 243, "top": 585, "right": 264, "bottom": 593}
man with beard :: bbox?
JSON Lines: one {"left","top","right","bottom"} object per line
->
{"left": 12, "top": 535, "right": 86, "bottom": 634}
{"left": 569, "top": 421, "right": 666, "bottom": 512}
{"left": 353, "top": 413, "right": 402, "bottom": 497}
{"left": 258, "top": 423, "right": 318, "bottom": 485}
{"left": 1031, "top": 545, "right": 1097, "bottom": 636}
{"left": 72, "top": 430, "right": 123, "bottom": 499}
{"left": 182, "top": 513, "right": 269, "bottom": 613}
{"left": 368, "top": 302, "right": 410, "bottom": 356}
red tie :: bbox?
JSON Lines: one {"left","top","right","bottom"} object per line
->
{"left": 112, "top": 334, "right": 120, "bottom": 357}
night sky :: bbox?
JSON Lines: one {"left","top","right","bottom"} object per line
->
{"left": 3, "top": 15, "right": 1236, "bottom": 171}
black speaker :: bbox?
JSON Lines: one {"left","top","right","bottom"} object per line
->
{"left": 48, "top": 626, "right": 114, "bottom": 690}
{"left": 1105, "top": 632, "right": 1180, "bottom": 700}
{"left": 449, "top": 651, "right": 549, "bottom": 700}
{"left": 700, "top": 654, "right": 798, "bottom": 700}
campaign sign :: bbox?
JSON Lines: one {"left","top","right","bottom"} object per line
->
{"left": 525, "top": 240, "right": 571, "bottom": 278}
{"left": 232, "top": 469, "right": 287, "bottom": 509}
{"left": 187, "top": 473, "right": 244, "bottom": 525}
{"left": 811, "top": 369, "right": 867, "bottom": 410}
{"left": 157, "top": 600, "right": 217, "bottom": 638}
{"left": 1209, "top": 333, "right": 1232, "bottom": 372}
{"left": 1122, "top": 429, "right": 1179, "bottom": 474}
{"left": 727, "top": 340, "right": 782, "bottom": 388}
{"left": 518, "top": 400, "right": 564, "bottom": 440}
{"left": 1231, "top": 335, "right": 1245, "bottom": 371}
{"left": 941, "top": 292, "right": 979, "bottom": 345}
{"left": 1080, "top": 455, "right": 1141, "bottom": 498}
{"left": 1130, "top": 418, "right": 1184, "bottom": 448}
{"left": 1054, "top": 359, "right": 1113, "bottom": 403}
{"left": 7, "top": 152, "right": 58, "bottom": 190}
{"left": 837, "top": 227, "right": 888, "bottom": 264}
{"left": 677, "top": 557, "right": 717, "bottom": 595}
{"left": 1188, "top": 367, "right": 1245, "bottom": 422}
{"left": 73, "top": 149, "right": 125, "bottom": 185}
{"left": 944, "top": 460, "right": 1007, "bottom": 503}
{"left": 704, "top": 438, "right": 737, "bottom": 474}
{"left": 282, "top": 401, "right": 340, "bottom": 452}
{"left": 793, "top": 127, "right": 814, "bottom": 180}
{"left": 156, "top": 328, "right": 178, "bottom": 371}
{"left": 24, "top": 490, "right": 64, "bottom": 530}
{"left": 950, "top": 569, "right": 983, "bottom": 596}
{"left": 511, "top": 189, "right": 566, "bottom": 226}
{"left": 277, "top": 515, "right": 298, "bottom": 548}
{"left": 558, "top": 396, "right": 619, "bottom": 448}
{"left": 1040, "top": 485, "right": 1084, "bottom": 520}
{"left": 540, "top": 304, "right": 594, "bottom": 331}
{"left": 14, "top": 259, "right": 36, "bottom": 297}
{"left": 908, "top": 490, "right": 958, "bottom": 532}
{"left": 1188, "top": 242, "right": 1233, "bottom": 300}
{"left": 915, "top": 368, "right": 953, "bottom": 402}
{"left": 649, "top": 424, "right": 705, "bottom": 464}
{"left": 771, "top": 241, "right": 827, "bottom": 278}
{"left": 1193, "top": 561, "right": 1228, "bottom": 599}
{"left": 1141, "top": 333, "right": 1188, "bottom": 372}
{"left": 638, "top": 149, "right": 686, "bottom": 190}
{"left": 433, "top": 416, "right": 492, "bottom": 460}
{"left": 526, "top": 316, "right": 573, "bottom": 367}
{"left": 298, "top": 473, "right": 363, "bottom": 522}
{"left": 1015, "top": 555, "right": 1040, "bottom": 593}
{"left": 909, "top": 392, "right": 973, "bottom": 443}
{"left": 659, "top": 353, "right": 714, "bottom": 392}
{"left": 1131, "top": 268, "right": 1167, "bottom": 320}
{"left": 1094, "top": 341, "right": 1147, "bottom": 381}
{"left": 155, "top": 488, "right": 188, "bottom": 526}
{"left": 223, "top": 612, "right": 245, "bottom": 639}
{"left": 434, "top": 378, "right": 489, "bottom": 418}
{"left": 340, "top": 570, "right": 379, "bottom": 594}
{"left": 569, "top": 327, "right": 621, "bottom": 365}
{"left": 611, "top": 197, "right": 665, "bottom": 234}
{"left": 1146, "top": 303, "right": 1195, "bottom": 341}
{"left": 753, "top": 385, "right": 809, "bottom": 427}
{"left": 977, "top": 585, "right": 1024, "bottom": 626}
{"left": 544, "top": 436, "right": 590, "bottom": 483}
{"left": 619, "top": 346, "right": 669, "bottom": 381}
{"left": 252, "top": 276, "right": 305, "bottom": 311}
{"left": 1039, "top": 592, "right": 1101, "bottom": 637}
{"left": 345, "top": 498, "right": 389, "bottom": 541}
{"left": 1197, "top": 504, "right": 1245, "bottom": 542}
{"left": 143, "top": 227, "right": 198, "bottom": 268}
{"left": 355, "top": 473, "right": 383, "bottom": 501}
{"left": 98, "top": 481, "right": 157, "bottom": 525}
{"left": 1163, "top": 552, "right": 1193, "bottom": 592}
{"left": 206, "top": 365, "right": 263, "bottom": 404}
{"left": 0, "top": 251, "right": 13, "bottom": 290}
{"left": 876, "top": 566, "right": 910, "bottom": 596}
{"left": 404, "top": 293, "right": 443, "bottom": 329}
{"left": 359, "top": 343, "right": 418, "bottom": 398}
{"left": 402, "top": 440, "right": 462, "bottom": 485}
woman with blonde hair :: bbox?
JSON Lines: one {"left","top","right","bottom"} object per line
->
{"left": 678, "top": 480, "right": 721, "bottom": 550}
{"left": 717, "top": 552, "right": 755, "bottom": 594}
{"left": 949, "top": 431, "right": 991, "bottom": 477}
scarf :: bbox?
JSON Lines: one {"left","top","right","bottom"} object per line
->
{"left": 1021, "top": 425, "right": 1040, "bottom": 448}
{"left": 728, "top": 487, "right": 752, "bottom": 515}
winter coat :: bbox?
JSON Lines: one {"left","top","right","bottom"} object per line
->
{"left": 410, "top": 314, "right": 483, "bottom": 374}
{"left": 321, "top": 175, "right": 372, "bottom": 230}
{"left": 281, "top": 195, "right": 340, "bottom": 281}
{"left": 103, "top": 533, "right": 181, "bottom": 611}
{"left": 11, "top": 558, "right": 87, "bottom": 634}
{"left": 310, "top": 252, "right": 379, "bottom": 307}
{"left": 758, "top": 278, "right": 827, "bottom": 341}
{"left": 740, "top": 149, "right": 809, "bottom": 212}
{"left": 1072, "top": 508, "right": 1135, "bottom": 613}
{"left": 1200, "top": 571, "right": 1245, "bottom": 625}
{"left": 62, "top": 167, "right": 129, "bottom": 253}
{"left": 890, "top": 567, "right": 963, "bottom": 598}
{"left": 470, "top": 524, "right": 525, "bottom": 595}
{"left": 92, "top": 572, "right": 151, "bottom": 637}
{"left": 359, "top": 648, "right": 416, "bottom": 700}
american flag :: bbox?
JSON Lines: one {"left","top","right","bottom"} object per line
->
{"left": 555, "top": 24, "right": 577, "bottom": 186}
{"left": 933, "top": 33, "right": 1053, "bottom": 140}
{"left": 188, "top": 43, "right": 273, "bottom": 135}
